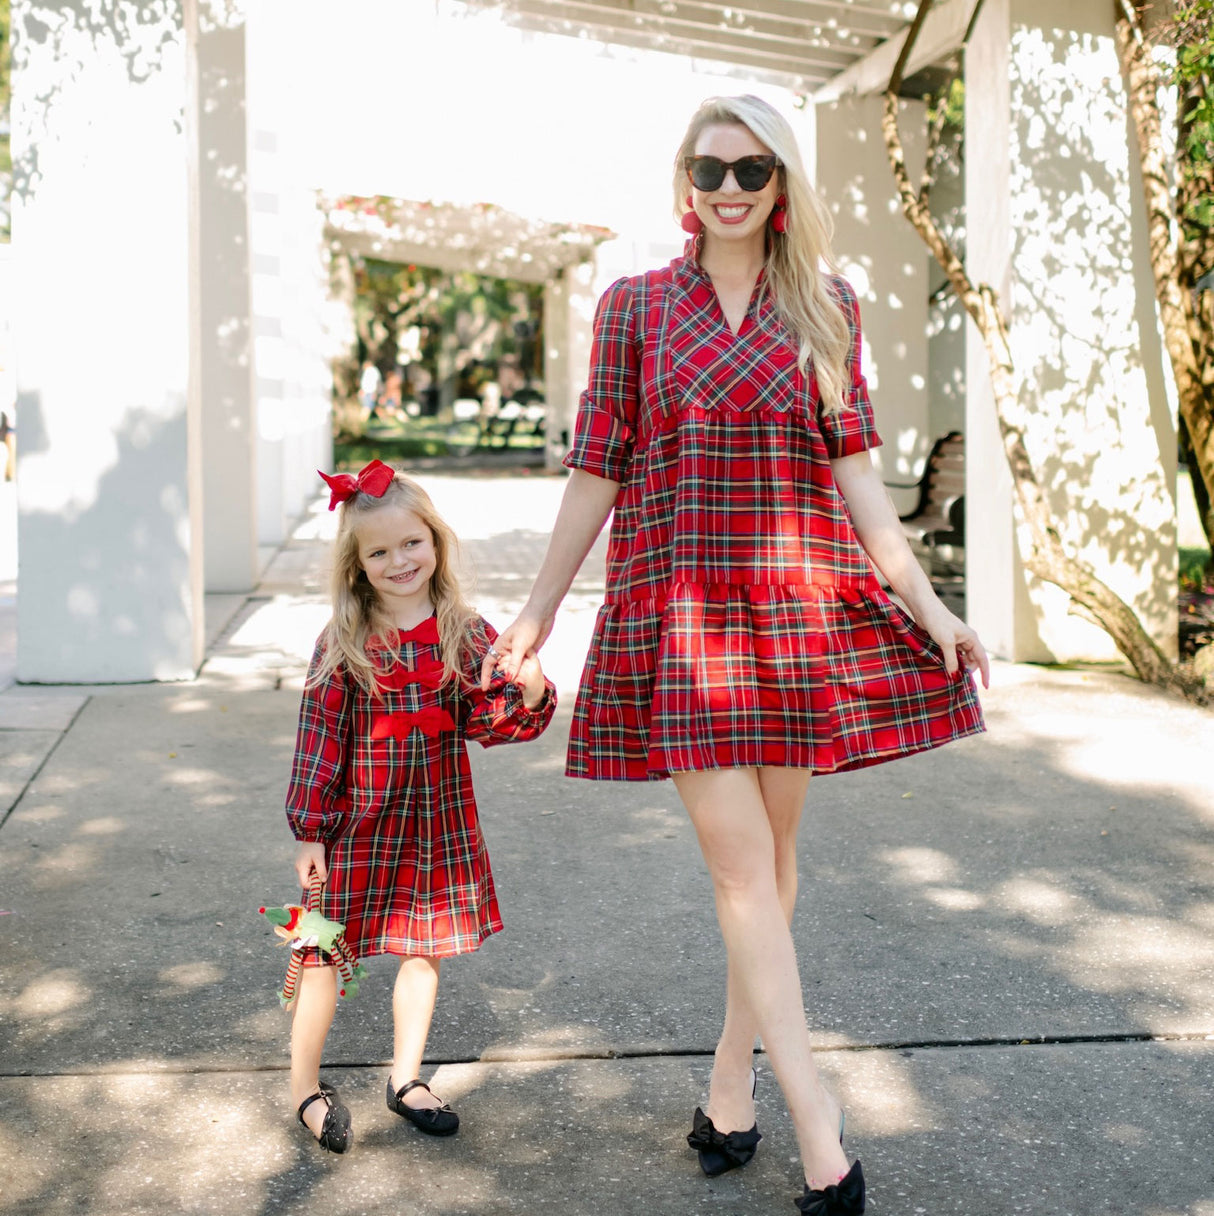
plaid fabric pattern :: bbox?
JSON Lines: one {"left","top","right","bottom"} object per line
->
{"left": 564, "top": 251, "right": 984, "bottom": 781}
{"left": 286, "top": 616, "right": 556, "bottom": 959}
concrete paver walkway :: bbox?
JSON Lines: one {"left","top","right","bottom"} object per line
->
{"left": 2, "top": 469, "right": 1212, "bottom": 1215}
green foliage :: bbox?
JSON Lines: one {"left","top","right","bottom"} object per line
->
{"left": 942, "top": 77, "right": 964, "bottom": 129}
{"left": 1181, "top": 545, "right": 1214, "bottom": 588}
{"left": 348, "top": 254, "right": 542, "bottom": 399}
{"left": 1168, "top": 0, "right": 1214, "bottom": 233}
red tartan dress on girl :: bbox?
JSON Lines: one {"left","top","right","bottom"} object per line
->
{"left": 286, "top": 616, "right": 556, "bottom": 961}
{"left": 564, "top": 251, "right": 984, "bottom": 781}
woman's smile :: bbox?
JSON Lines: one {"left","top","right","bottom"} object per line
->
{"left": 712, "top": 203, "right": 752, "bottom": 224}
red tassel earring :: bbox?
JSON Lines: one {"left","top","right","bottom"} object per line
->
{"left": 681, "top": 197, "right": 703, "bottom": 235}
{"left": 771, "top": 194, "right": 788, "bottom": 233}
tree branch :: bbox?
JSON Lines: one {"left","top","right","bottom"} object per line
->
{"left": 879, "top": 0, "right": 1204, "bottom": 698}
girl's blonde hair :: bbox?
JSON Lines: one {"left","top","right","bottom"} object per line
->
{"left": 312, "top": 472, "right": 477, "bottom": 694}
{"left": 672, "top": 94, "right": 852, "bottom": 413}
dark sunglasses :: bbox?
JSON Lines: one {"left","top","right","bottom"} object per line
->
{"left": 684, "top": 154, "right": 780, "bottom": 193}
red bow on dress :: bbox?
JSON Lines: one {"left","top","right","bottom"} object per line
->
{"left": 376, "top": 662, "right": 445, "bottom": 692}
{"left": 370, "top": 707, "right": 456, "bottom": 740}
{"left": 394, "top": 617, "right": 439, "bottom": 645}
{"left": 318, "top": 460, "right": 396, "bottom": 511}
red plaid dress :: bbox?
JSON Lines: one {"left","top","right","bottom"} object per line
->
{"left": 286, "top": 615, "right": 556, "bottom": 960}
{"left": 564, "top": 249, "right": 984, "bottom": 781}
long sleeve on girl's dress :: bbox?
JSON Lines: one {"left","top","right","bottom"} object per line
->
{"left": 285, "top": 642, "right": 354, "bottom": 842}
{"left": 460, "top": 619, "right": 556, "bottom": 746}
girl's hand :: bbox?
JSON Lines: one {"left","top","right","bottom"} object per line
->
{"left": 512, "top": 651, "right": 548, "bottom": 710}
{"left": 481, "top": 610, "right": 552, "bottom": 690}
{"left": 295, "top": 841, "right": 327, "bottom": 888}
{"left": 916, "top": 601, "right": 991, "bottom": 688}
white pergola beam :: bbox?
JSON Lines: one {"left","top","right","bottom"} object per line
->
{"left": 812, "top": 0, "right": 977, "bottom": 99}
{"left": 512, "top": 0, "right": 908, "bottom": 42}
{"left": 508, "top": 0, "right": 869, "bottom": 79}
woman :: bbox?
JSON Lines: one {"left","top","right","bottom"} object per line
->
{"left": 485, "top": 94, "right": 988, "bottom": 1214}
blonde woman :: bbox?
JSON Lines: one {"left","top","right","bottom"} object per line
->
{"left": 285, "top": 462, "right": 555, "bottom": 1153}
{"left": 487, "top": 96, "right": 988, "bottom": 1212}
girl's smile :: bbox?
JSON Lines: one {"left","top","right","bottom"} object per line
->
{"left": 355, "top": 504, "right": 437, "bottom": 626}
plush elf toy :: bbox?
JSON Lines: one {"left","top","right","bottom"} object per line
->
{"left": 260, "top": 870, "right": 365, "bottom": 1008}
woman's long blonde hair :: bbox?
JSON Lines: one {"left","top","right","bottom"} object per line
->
{"left": 312, "top": 472, "right": 477, "bottom": 694}
{"left": 672, "top": 94, "right": 852, "bottom": 413}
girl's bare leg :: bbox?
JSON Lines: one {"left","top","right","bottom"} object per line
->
{"left": 291, "top": 965, "right": 338, "bottom": 1136}
{"left": 704, "top": 767, "right": 813, "bottom": 1133}
{"left": 674, "top": 768, "right": 848, "bottom": 1189}
{"left": 389, "top": 955, "right": 443, "bottom": 1109}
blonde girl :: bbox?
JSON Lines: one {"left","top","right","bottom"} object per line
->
{"left": 286, "top": 461, "right": 554, "bottom": 1153}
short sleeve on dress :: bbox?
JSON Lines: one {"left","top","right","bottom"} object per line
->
{"left": 564, "top": 276, "right": 639, "bottom": 483}
{"left": 817, "top": 277, "right": 883, "bottom": 459}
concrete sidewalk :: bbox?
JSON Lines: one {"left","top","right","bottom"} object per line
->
{"left": 1, "top": 469, "right": 1212, "bottom": 1215}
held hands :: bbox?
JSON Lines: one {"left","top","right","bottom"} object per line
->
{"left": 510, "top": 651, "right": 548, "bottom": 710}
{"left": 916, "top": 601, "right": 991, "bottom": 688}
{"left": 294, "top": 841, "right": 327, "bottom": 888}
{"left": 480, "top": 610, "right": 552, "bottom": 695}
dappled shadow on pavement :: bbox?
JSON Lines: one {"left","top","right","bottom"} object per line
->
{"left": 2, "top": 472, "right": 1212, "bottom": 1214}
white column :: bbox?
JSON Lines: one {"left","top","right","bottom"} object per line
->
{"left": 816, "top": 95, "right": 930, "bottom": 502}
{"left": 965, "top": 0, "right": 1027, "bottom": 660}
{"left": 246, "top": 4, "right": 332, "bottom": 545}
{"left": 197, "top": 12, "right": 258, "bottom": 592}
{"left": 966, "top": 0, "right": 1176, "bottom": 662}
{"left": 543, "top": 273, "right": 569, "bottom": 473}
{"left": 543, "top": 259, "right": 596, "bottom": 473}
{"left": 12, "top": 1, "right": 203, "bottom": 681}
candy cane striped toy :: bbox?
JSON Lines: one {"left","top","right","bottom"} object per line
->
{"left": 260, "top": 870, "right": 365, "bottom": 1008}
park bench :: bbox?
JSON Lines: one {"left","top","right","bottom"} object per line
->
{"left": 482, "top": 400, "right": 546, "bottom": 448}
{"left": 885, "top": 430, "right": 966, "bottom": 570}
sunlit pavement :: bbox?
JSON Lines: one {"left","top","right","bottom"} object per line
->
{"left": 1, "top": 468, "right": 1212, "bottom": 1215}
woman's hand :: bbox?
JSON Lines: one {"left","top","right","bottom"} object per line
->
{"left": 294, "top": 841, "right": 327, "bottom": 888}
{"left": 481, "top": 609, "right": 551, "bottom": 690}
{"left": 916, "top": 600, "right": 991, "bottom": 688}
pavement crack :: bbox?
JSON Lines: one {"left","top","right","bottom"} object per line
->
{"left": 0, "top": 694, "right": 92, "bottom": 834}
{"left": 4, "top": 1031, "right": 1211, "bottom": 1080}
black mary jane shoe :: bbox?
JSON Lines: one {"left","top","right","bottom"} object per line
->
{"left": 386, "top": 1078, "right": 460, "bottom": 1137}
{"left": 297, "top": 1086, "right": 352, "bottom": 1154}
{"left": 687, "top": 1066, "right": 761, "bottom": 1177}
{"left": 795, "top": 1159, "right": 866, "bottom": 1215}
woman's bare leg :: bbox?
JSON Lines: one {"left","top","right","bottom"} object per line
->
{"left": 389, "top": 956, "right": 443, "bottom": 1108}
{"left": 704, "top": 767, "right": 811, "bottom": 1133}
{"left": 291, "top": 965, "right": 338, "bottom": 1136}
{"left": 674, "top": 767, "right": 847, "bottom": 1188}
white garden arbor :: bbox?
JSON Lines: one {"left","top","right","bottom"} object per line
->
{"left": 11, "top": 0, "right": 1174, "bottom": 680}
{"left": 322, "top": 194, "right": 613, "bottom": 461}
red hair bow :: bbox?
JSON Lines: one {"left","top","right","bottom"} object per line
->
{"left": 318, "top": 460, "right": 396, "bottom": 511}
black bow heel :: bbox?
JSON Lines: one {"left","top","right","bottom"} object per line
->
{"left": 686, "top": 1066, "right": 761, "bottom": 1177}
{"left": 795, "top": 1159, "right": 865, "bottom": 1214}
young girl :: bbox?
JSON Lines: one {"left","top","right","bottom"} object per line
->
{"left": 284, "top": 460, "right": 555, "bottom": 1154}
